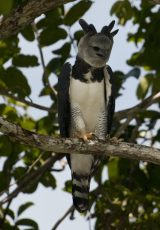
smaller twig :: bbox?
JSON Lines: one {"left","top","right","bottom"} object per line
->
{"left": 114, "top": 92, "right": 160, "bottom": 121}
{"left": 32, "top": 22, "right": 57, "bottom": 96}
{"left": 0, "top": 89, "right": 55, "bottom": 113}
{"left": 0, "top": 199, "right": 12, "bottom": 228}
{"left": 114, "top": 116, "right": 133, "bottom": 138}
{"left": 50, "top": 167, "right": 65, "bottom": 172}
{"left": 88, "top": 211, "right": 92, "bottom": 230}
{"left": 27, "top": 152, "right": 45, "bottom": 173}
{"left": 52, "top": 205, "right": 74, "bottom": 230}
{"left": 68, "top": 27, "right": 77, "bottom": 55}
{"left": 129, "top": 118, "right": 141, "bottom": 143}
{"left": 0, "top": 154, "right": 63, "bottom": 205}
{"left": 114, "top": 92, "right": 160, "bottom": 138}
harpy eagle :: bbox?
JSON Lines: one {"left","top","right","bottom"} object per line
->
{"left": 58, "top": 19, "right": 118, "bottom": 212}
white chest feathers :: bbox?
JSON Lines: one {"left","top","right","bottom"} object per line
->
{"left": 69, "top": 72, "right": 107, "bottom": 132}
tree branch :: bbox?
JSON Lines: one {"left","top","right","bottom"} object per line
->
{"left": 1, "top": 153, "right": 63, "bottom": 204}
{"left": 32, "top": 22, "right": 57, "bottom": 97}
{"left": 148, "top": 0, "right": 160, "bottom": 4}
{"left": 0, "top": 0, "right": 76, "bottom": 39}
{"left": 52, "top": 205, "right": 74, "bottom": 230}
{"left": 0, "top": 116, "right": 160, "bottom": 166}
{"left": 0, "top": 89, "right": 55, "bottom": 113}
{"left": 114, "top": 92, "right": 160, "bottom": 137}
{"left": 114, "top": 92, "right": 160, "bottom": 121}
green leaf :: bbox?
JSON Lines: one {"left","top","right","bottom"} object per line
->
{"left": 64, "top": 1, "right": 92, "bottom": 26}
{"left": 37, "top": 8, "right": 63, "bottom": 29}
{"left": 17, "top": 202, "right": 34, "bottom": 216}
{"left": 63, "top": 180, "right": 72, "bottom": 193}
{"left": 39, "top": 28, "right": 67, "bottom": 47}
{"left": 52, "top": 42, "right": 71, "bottom": 61}
{"left": 0, "top": 135, "right": 12, "bottom": 156}
{"left": 0, "top": 37, "right": 20, "bottom": 65}
{"left": 13, "top": 167, "right": 26, "bottom": 181}
{"left": 125, "top": 67, "right": 141, "bottom": 79}
{"left": 108, "top": 158, "right": 119, "bottom": 180}
{"left": 0, "top": 104, "right": 19, "bottom": 122}
{"left": 46, "top": 57, "right": 63, "bottom": 76}
{"left": 20, "top": 25, "right": 35, "bottom": 42}
{"left": 74, "top": 30, "right": 84, "bottom": 42}
{"left": 15, "top": 218, "right": 38, "bottom": 229}
{"left": 0, "top": 0, "right": 13, "bottom": 15}
{"left": 0, "top": 171, "right": 10, "bottom": 191}
{"left": 40, "top": 171, "right": 56, "bottom": 189}
{"left": 0, "top": 67, "right": 31, "bottom": 97}
{"left": 12, "top": 54, "right": 39, "bottom": 67}
{"left": 6, "top": 209, "right": 15, "bottom": 220}
{"left": 110, "top": 0, "right": 133, "bottom": 25}
{"left": 37, "top": 115, "right": 56, "bottom": 134}
{"left": 136, "top": 74, "right": 153, "bottom": 99}
{"left": 20, "top": 117, "right": 35, "bottom": 130}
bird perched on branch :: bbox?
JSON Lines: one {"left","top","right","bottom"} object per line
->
{"left": 58, "top": 19, "right": 118, "bottom": 212}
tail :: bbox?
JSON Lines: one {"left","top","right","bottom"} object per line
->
{"left": 72, "top": 172, "right": 90, "bottom": 212}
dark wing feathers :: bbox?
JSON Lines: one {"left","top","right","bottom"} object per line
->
{"left": 58, "top": 62, "right": 71, "bottom": 138}
{"left": 106, "top": 66, "right": 115, "bottom": 134}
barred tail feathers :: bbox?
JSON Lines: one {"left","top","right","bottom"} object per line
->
{"left": 72, "top": 172, "right": 90, "bottom": 212}
{"left": 70, "top": 154, "right": 93, "bottom": 212}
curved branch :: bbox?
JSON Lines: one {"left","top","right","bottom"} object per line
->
{"left": 114, "top": 92, "right": 160, "bottom": 137}
{"left": 0, "top": 89, "right": 55, "bottom": 113}
{"left": 114, "top": 92, "right": 160, "bottom": 121}
{"left": 1, "top": 153, "right": 63, "bottom": 204}
{"left": 0, "top": 0, "right": 76, "bottom": 39}
{"left": 52, "top": 205, "right": 74, "bottom": 230}
{"left": 0, "top": 116, "right": 160, "bottom": 166}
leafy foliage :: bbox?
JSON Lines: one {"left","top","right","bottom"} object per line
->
{"left": 0, "top": 0, "right": 160, "bottom": 229}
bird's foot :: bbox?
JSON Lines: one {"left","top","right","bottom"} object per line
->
{"left": 74, "top": 132, "right": 93, "bottom": 141}
{"left": 82, "top": 132, "right": 93, "bottom": 141}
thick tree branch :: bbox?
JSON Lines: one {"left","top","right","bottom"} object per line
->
{"left": 0, "top": 0, "right": 76, "bottom": 39}
{"left": 0, "top": 116, "right": 160, "bottom": 166}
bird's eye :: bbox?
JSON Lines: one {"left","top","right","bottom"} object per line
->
{"left": 92, "top": 46, "right": 100, "bottom": 51}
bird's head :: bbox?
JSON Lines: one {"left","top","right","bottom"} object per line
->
{"left": 78, "top": 19, "right": 118, "bottom": 68}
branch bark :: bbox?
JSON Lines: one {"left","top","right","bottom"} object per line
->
{"left": 0, "top": 116, "right": 160, "bottom": 166}
{"left": 149, "top": 0, "right": 160, "bottom": 4}
{"left": 0, "top": 0, "right": 76, "bottom": 39}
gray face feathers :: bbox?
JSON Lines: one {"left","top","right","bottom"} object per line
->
{"left": 78, "top": 19, "right": 119, "bottom": 68}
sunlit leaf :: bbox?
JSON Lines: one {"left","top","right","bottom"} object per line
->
{"left": 136, "top": 74, "right": 153, "bottom": 99}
